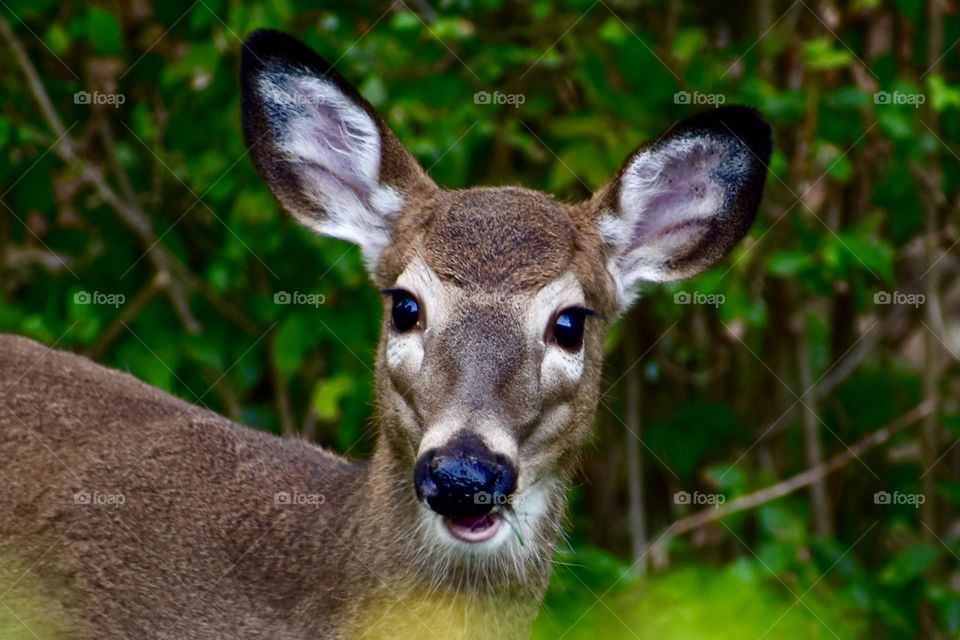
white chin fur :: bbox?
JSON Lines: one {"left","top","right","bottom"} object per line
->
{"left": 421, "top": 479, "right": 553, "bottom": 555}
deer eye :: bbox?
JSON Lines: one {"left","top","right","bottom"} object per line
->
{"left": 383, "top": 289, "right": 421, "bottom": 332}
{"left": 549, "top": 307, "right": 593, "bottom": 352}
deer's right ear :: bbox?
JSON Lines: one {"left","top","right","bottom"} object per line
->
{"left": 241, "top": 30, "right": 435, "bottom": 273}
{"left": 588, "top": 106, "right": 772, "bottom": 312}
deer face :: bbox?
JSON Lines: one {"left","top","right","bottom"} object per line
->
{"left": 242, "top": 31, "right": 770, "bottom": 558}
{"left": 374, "top": 187, "right": 611, "bottom": 549}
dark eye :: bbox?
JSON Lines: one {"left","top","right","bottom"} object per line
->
{"left": 550, "top": 308, "right": 593, "bottom": 351}
{"left": 383, "top": 289, "right": 421, "bottom": 332}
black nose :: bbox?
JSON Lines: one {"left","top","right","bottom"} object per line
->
{"left": 414, "top": 434, "right": 518, "bottom": 518}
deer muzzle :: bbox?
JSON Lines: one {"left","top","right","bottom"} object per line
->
{"left": 413, "top": 433, "right": 518, "bottom": 541}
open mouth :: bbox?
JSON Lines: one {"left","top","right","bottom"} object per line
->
{"left": 443, "top": 512, "right": 502, "bottom": 543}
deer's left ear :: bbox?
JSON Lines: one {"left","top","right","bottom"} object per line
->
{"left": 589, "top": 106, "right": 771, "bottom": 310}
{"left": 240, "top": 30, "right": 435, "bottom": 275}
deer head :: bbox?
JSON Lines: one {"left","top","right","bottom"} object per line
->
{"left": 241, "top": 27, "right": 770, "bottom": 620}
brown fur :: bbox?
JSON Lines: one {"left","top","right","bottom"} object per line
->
{"left": 0, "top": 334, "right": 541, "bottom": 638}
{"left": 421, "top": 187, "right": 578, "bottom": 291}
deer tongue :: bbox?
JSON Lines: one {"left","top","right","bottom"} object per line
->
{"left": 444, "top": 512, "right": 501, "bottom": 542}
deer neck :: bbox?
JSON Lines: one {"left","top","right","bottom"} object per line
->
{"left": 332, "top": 432, "right": 550, "bottom": 639}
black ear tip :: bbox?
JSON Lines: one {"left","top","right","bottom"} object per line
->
{"left": 242, "top": 29, "right": 293, "bottom": 68}
{"left": 682, "top": 105, "right": 773, "bottom": 165}
{"left": 244, "top": 28, "right": 293, "bottom": 48}
{"left": 721, "top": 106, "right": 772, "bottom": 164}
{"left": 240, "top": 29, "right": 334, "bottom": 77}
{"left": 722, "top": 105, "right": 772, "bottom": 161}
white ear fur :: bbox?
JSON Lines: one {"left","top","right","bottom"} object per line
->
{"left": 595, "top": 107, "right": 770, "bottom": 311}
{"left": 255, "top": 70, "right": 403, "bottom": 268}
{"left": 598, "top": 136, "right": 730, "bottom": 307}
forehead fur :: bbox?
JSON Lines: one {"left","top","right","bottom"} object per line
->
{"left": 376, "top": 186, "right": 618, "bottom": 316}
{"left": 418, "top": 187, "right": 577, "bottom": 291}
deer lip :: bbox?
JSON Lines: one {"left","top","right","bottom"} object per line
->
{"left": 443, "top": 512, "right": 502, "bottom": 543}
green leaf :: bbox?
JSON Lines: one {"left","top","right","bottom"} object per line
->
{"left": 598, "top": 17, "right": 627, "bottom": 44}
{"left": 389, "top": 11, "right": 420, "bottom": 31}
{"left": 0, "top": 117, "right": 10, "bottom": 149}
{"left": 767, "top": 250, "right": 815, "bottom": 277}
{"left": 877, "top": 107, "right": 915, "bottom": 141}
{"left": 310, "top": 375, "right": 356, "bottom": 421}
{"left": 834, "top": 232, "right": 894, "bottom": 281}
{"left": 803, "top": 38, "right": 853, "bottom": 70}
{"left": 938, "top": 480, "right": 960, "bottom": 507}
{"left": 928, "top": 75, "right": 960, "bottom": 112}
{"left": 672, "top": 28, "right": 706, "bottom": 63}
{"left": 86, "top": 9, "right": 122, "bottom": 55}
{"left": 43, "top": 23, "right": 72, "bottom": 55}
{"left": 881, "top": 544, "right": 941, "bottom": 585}
{"left": 272, "top": 313, "right": 320, "bottom": 377}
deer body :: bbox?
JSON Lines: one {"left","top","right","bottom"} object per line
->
{"left": 0, "top": 30, "right": 770, "bottom": 640}
{"left": 0, "top": 334, "right": 541, "bottom": 639}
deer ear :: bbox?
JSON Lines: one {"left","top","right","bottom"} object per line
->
{"left": 241, "top": 30, "right": 435, "bottom": 273}
{"left": 590, "top": 106, "right": 771, "bottom": 310}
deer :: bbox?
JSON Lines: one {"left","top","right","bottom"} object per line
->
{"left": 0, "top": 29, "right": 770, "bottom": 640}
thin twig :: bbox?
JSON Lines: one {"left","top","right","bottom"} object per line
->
{"left": 653, "top": 400, "right": 936, "bottom": 547}
{"left": 0, "top": 14, "right": 200, "bottom": 333}
{"left": 85, "top": 271, "right": 168, "bottom": 359}
{"left": 270, "top": 333, "right": 296, "bottom": 437}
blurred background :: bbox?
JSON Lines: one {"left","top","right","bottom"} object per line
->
{"left": 1, "top": 0, "right": 959, "bottom": 638}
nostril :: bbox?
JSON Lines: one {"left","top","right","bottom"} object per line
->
{"left": 419, "top": 475, "right": 439, "bottom": 500}
{"left": 413, "top": 449, "right": 438, "bottom": 501}
{"left": 492, "top": 459, "right": 518, "bottom": 500}
{"left": 413, "top": 449, "right": 519, "bottom": 518}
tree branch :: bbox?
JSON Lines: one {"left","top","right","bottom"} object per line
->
{"left": 0, "top": 14, "right": 200, "bottom": 334}
{"left": 654, "top": 400, "right": 936, "bottom": 547}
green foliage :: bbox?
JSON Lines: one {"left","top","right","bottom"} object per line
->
{"left": 535, "top": 548, "right": 865, "bottom": 639}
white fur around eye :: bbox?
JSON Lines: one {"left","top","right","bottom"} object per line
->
{"left": 540, "top": 346, "right": 584, "bottom": 386}
{"left": 527, "top": 273, "right": 586, "bottom": 341}
{"left": 386, "top": 332, "right": 423, "bottom": 374}
{"left": 385, "top": 255, "right": 447, "bottom": 376}
{"left": 527, "top": 272, "right": 587, "bottom": 388}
